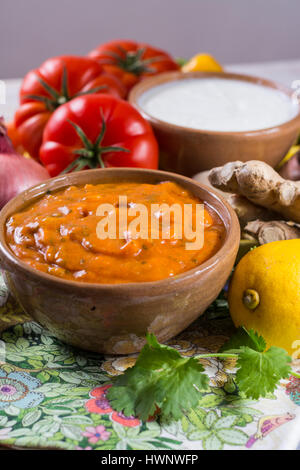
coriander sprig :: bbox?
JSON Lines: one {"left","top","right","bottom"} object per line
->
{"left": 107, "top": 328, "right": 293, "bottom": 421}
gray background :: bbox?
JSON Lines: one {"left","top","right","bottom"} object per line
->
{"left": 1, "top": 0, "right": 299, "bottom": 79}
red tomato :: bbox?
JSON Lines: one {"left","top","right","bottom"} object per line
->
{"left": 88, "top": 39, "right": 179, "bottom": 94}
{"left": 40, "top": 94, "right": 159, "bottom": 176}
{"left": 5, "top": 120, "right": 25, "bottom": 154}
{"left": 14, "top": 56, "right": 126, "bottom": 160}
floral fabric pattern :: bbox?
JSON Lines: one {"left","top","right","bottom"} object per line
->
{"left": 0, "top": 370, "right": 44, "bottom": 409}
{"left": 285, "top": 375, "right": 300, "bottom": 406}
{"left": 0, "top": 272, "right": 299, "bottom": 450}
{"left": 83, "top": 425, "right": 111, "bottom": 443}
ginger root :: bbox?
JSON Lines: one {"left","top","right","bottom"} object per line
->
{"left": 243, "top": 220, "right": 300, "bottom": 244}
{"left": 209, "top": 161, "right": 300, "bottom": 223}
{"left": 227, "top": 194, "right": 277, "bottom": 228}
{"left": 193, "top": 170, "right": 229, "bottom": 198}
{"left": 194, "top": 169, "right": 278, "bottom": 228}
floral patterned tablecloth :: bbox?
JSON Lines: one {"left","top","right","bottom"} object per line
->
{"left": 0, "top": 272, "right": 299, "bottom": 451}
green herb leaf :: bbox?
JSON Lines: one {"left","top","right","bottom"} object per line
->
{"left": 107, "top": 333, "right": 210, "bottom": 421}
{"left": 235, "top": 346, "right": 291, "bottom": 399}
{"left": 220, "top": 327, "right": 291, "bottom": 399}
{"left": 107, "top": 328, "right": 292, "bottom": 421}
{"left": 219, "top": 327, "right": 266, "bottom": 353}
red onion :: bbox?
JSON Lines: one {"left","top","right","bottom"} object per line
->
{"left": 0, "top": 118, "right": 15, "bottom": 154}
{"left": 279, "top": 151, "right": 300, "bottom": 181}
{"left": 0, "top": 118, "right": 49, "bottom": 209}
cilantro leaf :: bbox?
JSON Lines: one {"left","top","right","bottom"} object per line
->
{"left": 219, "top": 327, "right": 266, "bottom": 353}
{"left": 235, "top": 346, "right": 291, "bottom": 399}
{"left": 107, "top": 329, "right": 292, "bottom": 421}
{"left": 220, "top": 327, "right": 291, "bottom": 399}
{"left": 107, "top": 333, "right": 210, "bottom": 421}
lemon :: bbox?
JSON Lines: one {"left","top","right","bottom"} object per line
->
{"left": 228, "top": 240, "right": 300, "bottom": 358}
{"left": 182, "top": 53, "right": 223, "bottom": 73}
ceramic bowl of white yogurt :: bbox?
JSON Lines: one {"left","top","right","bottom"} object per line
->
{"left": 129, "top": 71, "right": 300, "bottom": 176}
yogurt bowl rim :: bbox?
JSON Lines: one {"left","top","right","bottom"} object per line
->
{"left": 129, "top": 70, "right": 300, "bottom": 137}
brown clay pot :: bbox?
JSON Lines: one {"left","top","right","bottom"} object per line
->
{"left": 0, "top": 168, "right": 240, "bottom": 354}
{"left": 129, "top": 71, "right": 300, "bottom": 177}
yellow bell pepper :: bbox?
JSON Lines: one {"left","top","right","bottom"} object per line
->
{"left": 182, "top": 53, "right": 223, "bottom": 73}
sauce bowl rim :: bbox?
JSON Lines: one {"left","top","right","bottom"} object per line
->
{"left": 0, "top": 167, "right": 240, "bottom": 292}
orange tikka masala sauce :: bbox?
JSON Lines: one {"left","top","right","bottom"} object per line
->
{"left": 6, "top": 182, "right": 225, "bottom": 284}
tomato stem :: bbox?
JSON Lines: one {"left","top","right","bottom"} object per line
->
{"left": 61, "top": 111, "right": 129, "bottom": 174}
{"left": 106, "top": 46, "right": 164, "bottom": 76}
{"left": 25, "top": 66, "right": 107, "bottom": 111}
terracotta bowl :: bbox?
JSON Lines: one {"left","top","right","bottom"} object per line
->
{"left": 0, "top": 168, "right": 240, "bottom": 354}
{"left": 129, "top": 71, "right": 300, "bottom": 177}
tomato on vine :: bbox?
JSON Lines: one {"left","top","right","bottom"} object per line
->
{"left": 39, "top": 94, "right": 159, "bottom": 176}
{"left": 14, "top": 56, "right": 126, "bottom": 160}
{"left": 88, "top": 40, "right": 179, "bottom": 94}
